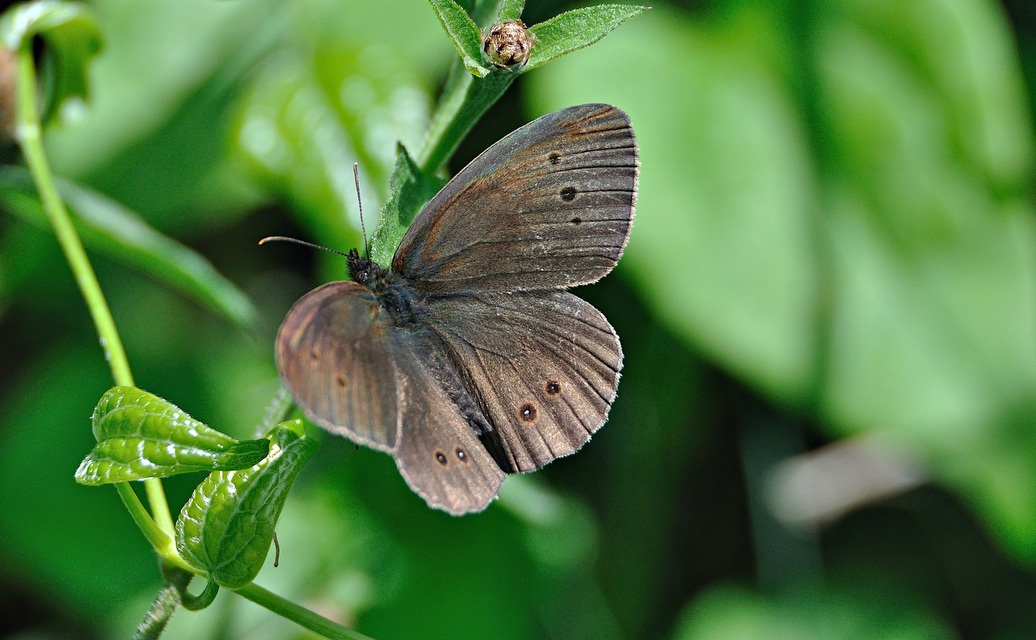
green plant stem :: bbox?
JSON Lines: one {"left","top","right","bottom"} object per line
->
{"left": 114, "top": 483, "right": 193, "bottom": 569}
{"left": 13, "top": 44, "right": 176, "bottom": 550}
{"left": 14, "top": 50, "right": 133, "bottom": 388}
{"left": 416, "top": 65, "right": 514, "bottom": 174}
{"left": 236, "top": 582, "right": 375, "bottom": 640}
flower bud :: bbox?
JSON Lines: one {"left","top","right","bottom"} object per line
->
{"left": 481, "top": 20, "right": 535, "bottom": 70}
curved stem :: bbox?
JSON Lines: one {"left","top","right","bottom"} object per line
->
{"left": 14, "top": 47, "right": 133, "bottom": 387}
{"left": 13, "top": 43, "right": 175, "bottom": 548}
{"left": 235, "top": 582, "right": 374, "bottom": 640}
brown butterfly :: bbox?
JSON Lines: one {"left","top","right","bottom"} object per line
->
{"left": 275, "top": 104, "right": 638, "bottom": 514}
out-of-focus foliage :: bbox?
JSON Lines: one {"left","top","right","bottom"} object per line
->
{"left": 3, "top": 0, "right": 1036, "bottom": 639}
{"left": 532, "top": 0, "right": 1036, "bottom": 563}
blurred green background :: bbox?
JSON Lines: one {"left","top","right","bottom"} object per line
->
{"left": 3, "top": 0, "right": 1036, "bottom": 638}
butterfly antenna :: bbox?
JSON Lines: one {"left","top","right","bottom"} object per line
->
{"left": 258, "top": 235, "right": 352, "bottom": 258}
{"left": 353, "top": 162, "right": 370, "bottom": 259}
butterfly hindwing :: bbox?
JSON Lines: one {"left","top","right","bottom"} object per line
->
{"left": 425, "top": 290, "right": 622, "bottom": 472}
{"left": 390, "top": 332, "right": 506, "bottom": 514}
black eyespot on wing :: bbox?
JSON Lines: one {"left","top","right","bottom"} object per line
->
{"left": 545, "top": 380, "right": 561, "bottom": 396}
{"left": 548, "top": 152, "right": 561, "bottom": 165}
{"left": 455, "top": 447, "right": 470, "bottom": 464}
{"left": 559, "top": 186, "right": 577, "bottom": 201}
{"left": 435, "top": 450, "right": 448, "bottom": 466}
{"left": 570, "top": 217, "right": 582, "bottom": 225}
{"left": 519, "top": 403, "right": 538, "bottom": 423}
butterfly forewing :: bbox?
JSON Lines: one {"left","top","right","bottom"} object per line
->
{"left": 425, "top": 290, "right": 622, "bottom": 472}
{"left": 393, "top": 103, "right": 637, "bottom": 294}
{"left": 275, "top": 281, "right": 400, "bottom": 450}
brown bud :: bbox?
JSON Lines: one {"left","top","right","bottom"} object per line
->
{"left": 481, "top": 20, "right": 535, "bottom": 70}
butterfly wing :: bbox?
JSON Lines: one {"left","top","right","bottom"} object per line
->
{"left": 424, "top": 290, "right": 622, "bottom": 473}
{"left": 390, "top": 331, "right": 506, "bottom": 514}
{"left": 277, "top": 281, "right": 505, "bottom": 513}
{"left": 392, "top": 103, "right": 637, "bottom": 294}
{"left": 275, "top": 281, "right": 400, "bottom": 451}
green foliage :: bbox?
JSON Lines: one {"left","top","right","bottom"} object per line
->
{"left": 4, "top": 0, "right": 1036, "bottom": 638}
{"left": 0, "top": 168, "right": 258, "bottom": 329}
{"left": 0, "top": 0, "right": 101, "bottom": 124}
{"left": 75, "top": 386, "right": 270, "bottom": 485}
{"left": 672, "top": 583, "right": 955, "bottom": 640}
{"left": 429, "top": 0, "right": 488, "bottom": 77}
{"left": 525, "top": 5, "right": 648, "bottom": 71}
{"left": 175, "top": 421, "right": 317, "bottom": 589}
{"left": 530, "top": 0, "right": 1036, "bottom": 560}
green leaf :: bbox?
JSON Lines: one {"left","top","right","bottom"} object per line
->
{"left": 75, "top": 386, "right": 270, "bottom": 485}
{"left": 428, "top": 0, "right": 492, "bottom": 77}
{"left": 369, "top": 143, "right": 445, "bottom": 265}
{"left": 0, "top": 167, "right": 258, "bottom": 331}
{"left": 175, "top": 421, "right": 318, "bottom": 589}
{"left": 498, "top": 0, "right": 525, "bottom": 22}
{"left": 525, "top": 4, "right": 647, "bottom": 72}
{"left": 0, "top": 0, "right": 103, "bottom": 124}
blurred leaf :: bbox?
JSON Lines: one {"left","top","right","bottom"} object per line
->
{"left": 671, "top": 584, "right": 955, "bottom": 640}
{"left": 0, "top": 167, "right": 259, "bottom": 330}
{"left": 175, "top": 421, "right": 318, "bottom": 588}
{"left": 525, "top": 5, "right": 647, "bottom": 72}
{"left": 814, "top": 0, "right": 1036, "bottom": 557}
{"left": 428, "top": 0, "right": 491, "bottom": 77}
{"left": 42, "top": 0, "right": 272, "bottom": 229}
{"left": 0, "top": 0, "right": 102, "bottom": 124}
{"left": 531, "top": 8, "right": 819, "bottom": 401}
{"left": 233, "top": 43, "right": 430, "bottom": 252}
{"left": 75, "top": 386, "right": 270, "bottom": 485}
{"left": 530, "top": 0, "right": 1036, "bottom": 559}
{"left": 0, "top": 345, "right": 156, "bottom": 621}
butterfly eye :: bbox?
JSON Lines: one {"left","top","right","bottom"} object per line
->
{"left": 559, "top": 186, "right": 577, "bottom": 201}
{"left": 435, "top": 450, "right": 449, "bottom": 466}
{"left": 519, "top": 403, "right": 538, "bottom": 423}
{"left": 544, "top": 380, "right": 561, "bottom": 396}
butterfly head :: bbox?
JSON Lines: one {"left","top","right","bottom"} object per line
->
{"left": 347, "top": 248, "right": 390, "bottom": 292}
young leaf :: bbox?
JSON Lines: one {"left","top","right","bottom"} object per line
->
{"left": 0, "top": 0, "right": 103, "bottom": 124}
{"left": 369, "top": 142, "right": 445, "bottom": 266}
{"left": 428, "top": 0, "right": 492, "bottom": 77}
{"left": 498, "top": 0, "right": 526, "bottom": 22}
{"left": 75, "top": 386, "right": 270, "bottom": 485}
{"left": 525, "top": 4, "right": 647, "bottom": 72}
{"left": 175, "top": 421, "right": 318, "bottom": 589}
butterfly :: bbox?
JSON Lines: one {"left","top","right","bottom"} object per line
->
{"left": 275, "top": 103, "right": 638, "bottom": 514}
